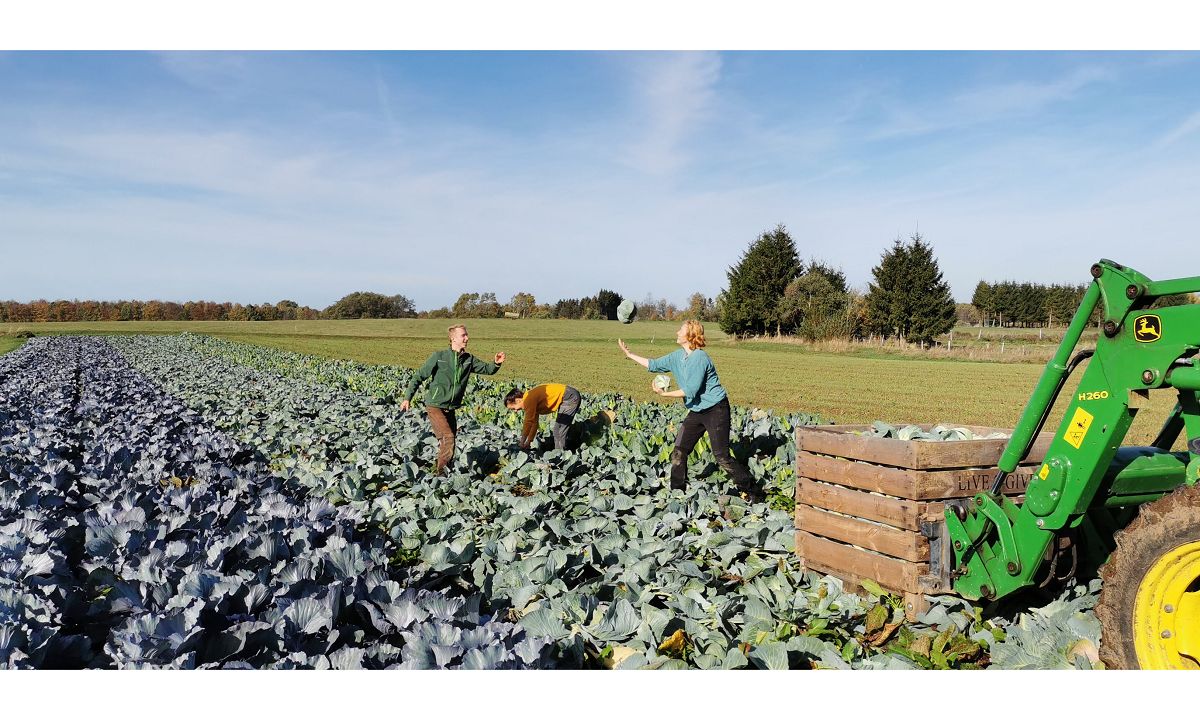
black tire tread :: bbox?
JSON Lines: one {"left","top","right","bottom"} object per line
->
{"left": 1095, "top": 483, "right": 1200, "bottom": 669}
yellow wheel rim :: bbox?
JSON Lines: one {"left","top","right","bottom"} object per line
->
{"left": 1134, "top": 539, "right": 1200, "bottom": 669}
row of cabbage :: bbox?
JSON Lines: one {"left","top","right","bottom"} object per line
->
{"left": 1, "top": 337, "right": 550, "bottom": 668}
{"left": 108, "top": 334, "right": 1038, "bottom": 669}
{"left": 0, "top": 336, "right": 84, "bottom": 666}
{"left": 179, "top": 333, "right": 812, "bottom": 508}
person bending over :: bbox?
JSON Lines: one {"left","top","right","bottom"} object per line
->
{"left": 505, "top": 383, "right": 582, "bottom": 451}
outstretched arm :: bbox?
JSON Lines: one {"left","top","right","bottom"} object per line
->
{"left": 618, "top": 339, "right": 650, "bottom": 369}
{"left": 471, "top": 353, "right": 504, "bottom": 375}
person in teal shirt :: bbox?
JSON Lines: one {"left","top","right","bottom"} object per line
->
{"left": 618, "top": 320, "right": 763, "bottom": 503}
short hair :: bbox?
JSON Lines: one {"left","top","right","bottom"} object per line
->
{"left": 447, "top": 324, "right": 466, "bottom": 337}
{"left": 682, "top": 319, "right": 706, "bottom": 349}
{"left": 504, "top": 388, "right": 524, "bottom": 406}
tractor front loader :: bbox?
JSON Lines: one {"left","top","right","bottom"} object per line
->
{"left": 938, "top": 259, "right": 1200, "bottom": 669}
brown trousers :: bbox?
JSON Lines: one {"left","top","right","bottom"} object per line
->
{"left": 425, "top": 406, "right": 458, "bottom": 475}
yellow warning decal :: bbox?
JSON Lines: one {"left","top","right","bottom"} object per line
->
{"left": 1038, "top": 464, "right": 1050, "bottom": 480}
{"left": 1064, "top": 407, "right": 1094, "bottom": 449}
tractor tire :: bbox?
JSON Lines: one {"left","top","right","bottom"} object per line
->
{"left": 1096, "top": 483, "right": 1200, "bottom": 669}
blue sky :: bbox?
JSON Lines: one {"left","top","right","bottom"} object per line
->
{"left": 3, "top": 51, "right": 1200, "bottom": 309}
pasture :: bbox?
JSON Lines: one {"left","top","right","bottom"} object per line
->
{"left": 0, "top": 336, "right": 24, "bottom": 355}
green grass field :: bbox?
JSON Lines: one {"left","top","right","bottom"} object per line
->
{"left": 0, "top": 337, "right": 24, "bottom": 355}
{"left": 2, "top": 318, "right": 1176, "bottom": 444}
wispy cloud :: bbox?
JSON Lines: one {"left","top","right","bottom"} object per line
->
{"left": 870, "top": 64, "right": 1113, "bottom": 141}
{"left": 954, "top": 65, "right": 1110, "bottom": 117}
{"left": 373, "top": 62, "right": 399, "bottom": 130}
{"left": 155, "top": 52, "right": 254, "bottom": 95}
{"left": 1153, "top": 109, "right": 1200, "bottom": 150}
{"left": 621, "top": 52, "right": 722, "bottom": 175}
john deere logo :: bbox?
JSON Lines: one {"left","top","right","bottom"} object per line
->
{"left": 1134, "top": 315, "right": 1162, "bottom": 343}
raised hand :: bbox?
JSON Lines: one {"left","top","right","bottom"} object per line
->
{"left": 495, "top": 352, "right": 506, "bottom": 364}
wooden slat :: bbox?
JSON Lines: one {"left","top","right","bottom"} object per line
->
{"left": 796, "top": 478, "right": 925, "bottom": 530}
{"left": 795, "top": 424, "right": 1052, "bottom": 470}
{"left": 796, "top": 530, "right": 927, "bottom": 593}
{"left": 799, "top": 452, "right": 1039, "bottom": 500}
{"left": 796, "top": 506, "right": 929, "bottom": 562}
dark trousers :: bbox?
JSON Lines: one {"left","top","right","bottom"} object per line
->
{"left": 425, "top": 406, "right": 458, "bottom": 475}
{"left": 550, "top": 386, "right": 582, "bottom": 451}
{"left": 670, "top": 397, "right": 760, "bottom": 498}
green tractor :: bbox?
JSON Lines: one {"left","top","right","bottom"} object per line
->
{"left": 938, "top": 259, "right": 1199, "bottom": 669}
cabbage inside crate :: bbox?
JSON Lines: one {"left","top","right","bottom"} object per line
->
{"left": 793, "top": 424, "right": 1053, "bottom": 620}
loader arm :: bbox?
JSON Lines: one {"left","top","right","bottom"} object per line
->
{"left": 944, "top": 260, "right": 1200, "bottom": 601}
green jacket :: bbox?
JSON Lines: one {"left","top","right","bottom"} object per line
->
{"left": 404, "top": 348, "right": 501, "bottom": 409}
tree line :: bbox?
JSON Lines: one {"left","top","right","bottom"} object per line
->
{"left": 0, "top": 299, "right": 322, "bottom": 323}
{"left": 719, "top": 225, "right": 956, "bottom": 345}
{"left": 716, "top": 225, "right": 1195, "bottom": 344}
{"left": 971, "top": 279, "right": 1191, "bottom": 327}
{"left": 416, "top": 289, "right": 719, "bottom": 322}
{"left": 0, "top": 288, "right": 723, "bottom": 324}
{"left": 9, "top": 227, "right": 1190, "bottom": 334}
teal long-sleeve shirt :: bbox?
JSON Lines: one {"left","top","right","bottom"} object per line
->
{"left": 647, "top": 348, "right": 727, "bottom": 412}
{"left": 404, "top": 348, "right": 501, "bottom": 409}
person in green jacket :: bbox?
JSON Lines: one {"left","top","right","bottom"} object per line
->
{"left": 401, "top": 324, "right": 506, "bottom": 476}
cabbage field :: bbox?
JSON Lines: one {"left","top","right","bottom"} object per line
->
{"left": 1, "top": 335, "right": 1104, "bottom": 669}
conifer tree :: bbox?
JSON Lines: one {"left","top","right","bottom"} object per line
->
{"left": 971, "top": 281, "right": 994, "bottom": 326}
{"left": 719, "top": 224, "right": 803, "bottom": 337}
{"left": 900, "top": 234, "right": 957, "bottom": 344}
{"left": 864, "top": 237, "right": 908, "bottom": 339}
{"left": 864, "top": 233, "right": 956, "bottom": 345}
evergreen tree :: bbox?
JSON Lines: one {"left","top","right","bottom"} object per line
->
{"left": 594, "top": 289, "right": 624, "bottom": 320}
{"left": 553, "top": 298, "right": 584, "bottom": 319}
{"left": 864, "top": 233, "right": 956, "bottom": 344}
{"left": 992, "top": 281, "right": 1020, "bottom": 327}
{"left": 902, "top": 234, "right": 957, "bottom": 343}
{"left": 1151, "top": 292, "right": 1197, "bottom": 309}
{"left": 971, "top": 281, "right": 993, "bottom": 325}
{"left": 1044, "top": 284, "right": 1078, "bottom": 326}
{"left": 719, "top": 224, "right": 803, "bottom": 337}
{"left": 864, "top": 237, "right": 908, "bottom": 338}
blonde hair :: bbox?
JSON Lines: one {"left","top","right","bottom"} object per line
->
{"left": 447, "top": 324, "right": 466, "bottom": 338}
{"left": 681, "top": 320, "right": 706, "bottom": 349}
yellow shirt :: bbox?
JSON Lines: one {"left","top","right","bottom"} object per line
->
{"left": 521, "top": 383, "right": 567, "bottom": 440}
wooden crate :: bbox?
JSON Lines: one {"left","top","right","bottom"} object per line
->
{"left": 794, "top": 424, "right": 1052, "bottom": 619}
